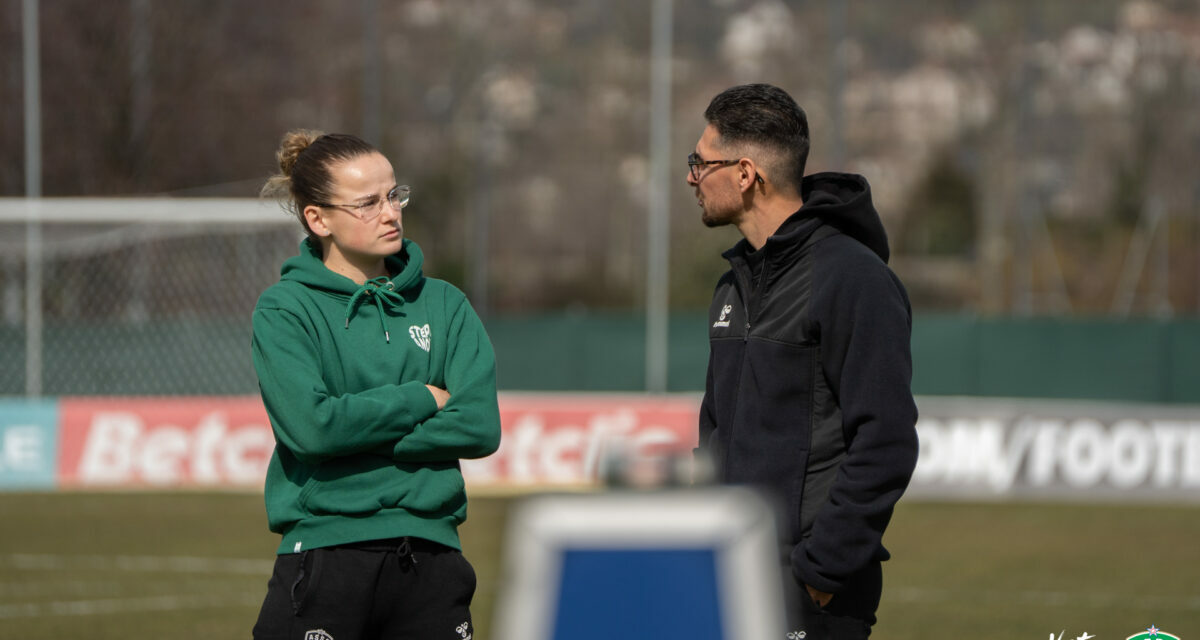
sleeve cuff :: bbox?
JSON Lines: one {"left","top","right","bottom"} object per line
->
{"left": 790, "top": 542, "right": 845, "bottom": 594}
{"left": 397, "top": 380, "right": 440, "bottom": 425}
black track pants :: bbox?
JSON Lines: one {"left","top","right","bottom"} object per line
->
{"left": 252, "top": 537, "right": 477, "bottom": 640}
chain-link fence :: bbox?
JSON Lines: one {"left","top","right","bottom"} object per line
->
{"left": 2, "top": 199, "right": 301, "bottom": 396}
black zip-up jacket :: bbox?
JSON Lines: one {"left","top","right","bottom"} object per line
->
{"left": 699, "top": 172, "right": 919, "bottom": 602}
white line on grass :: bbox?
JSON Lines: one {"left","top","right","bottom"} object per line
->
{"left": 893, "top": 586, "right": 1200, "bottom": 611}
{"left": 0, "top": 593, "right": 261, "bottom": 619}
{"left": 5, "top": 553, "right": 273, "bottom": 575}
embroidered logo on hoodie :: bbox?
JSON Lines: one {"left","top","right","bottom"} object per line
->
{"left": 713, "top": 304, "right": 733, "bottom": 328}
{"left": 409, "top": 324, "right": 431, "bottom": 351}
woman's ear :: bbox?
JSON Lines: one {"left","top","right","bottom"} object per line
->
{"left": 303, "top": 205, "right": 333, "bottom": 238}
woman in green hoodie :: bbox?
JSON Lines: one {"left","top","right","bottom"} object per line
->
{"left": 251, "top": 130, "right": 501, "bottom": 640}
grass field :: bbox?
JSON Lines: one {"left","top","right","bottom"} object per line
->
{"left": 1, "top": 492, "right": 1197, "bottom": 639}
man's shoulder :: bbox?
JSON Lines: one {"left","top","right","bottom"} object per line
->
{"left": 809, "top": 228, "right": 910, "bottom": 314}
{"left": 810, "top": 225, "right": 884, "bottom": 261}
{"left": 809, "top": 227, "right": 897, "bottom": 284}
{"left": 707, "top": 269, "right": 739, "bottom": 307}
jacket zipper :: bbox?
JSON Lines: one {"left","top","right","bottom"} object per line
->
{"left": 736, "top": 260, "right": 769, "bottom": 342}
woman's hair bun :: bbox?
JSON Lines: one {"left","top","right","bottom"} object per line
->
{"left": 276, "top": 129, "right": 325, "bottom": 177}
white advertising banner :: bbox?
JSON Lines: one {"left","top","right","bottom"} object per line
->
{"left": 910, "top": 397, "right": 1200, "bottom": 501}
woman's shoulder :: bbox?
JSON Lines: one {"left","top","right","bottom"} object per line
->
{"left": 254, "top": 279, "right": 313, "bottom": 312}
{"left": 414, "top": 276, "right": 468, "bottom": 301}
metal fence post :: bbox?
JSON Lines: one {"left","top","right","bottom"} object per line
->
{"left": 646, "top": 0, "right": 672, "bottom": 393}
{"left": 23, "top": 0, "right": 43, "bottom": 398}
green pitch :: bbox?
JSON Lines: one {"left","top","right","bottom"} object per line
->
{"left": 0, "top": 493, "right": 1196, "bottom": 639}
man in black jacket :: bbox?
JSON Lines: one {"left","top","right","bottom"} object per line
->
{"left": 689, "top": 83, "right": 919, "bottom": 639}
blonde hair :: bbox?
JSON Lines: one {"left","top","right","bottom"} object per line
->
{"left": 261, "top": 129, "right": 378, "bottom": 239}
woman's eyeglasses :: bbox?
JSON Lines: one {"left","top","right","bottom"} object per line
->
{"left": 315, "top": 185, "right": 411, "bottom": 221}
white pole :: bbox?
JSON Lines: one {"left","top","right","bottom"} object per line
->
{"left": 361, "top": 0, "right": 382, "bottom": 145}
{"left": 23, "top": 0, "right": 43, "bottom": 398}
{"left": 646, "top": 0, "right": 672, "bottom": 392}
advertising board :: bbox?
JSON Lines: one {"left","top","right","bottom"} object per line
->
{"left": 1, "top": 394, "right": 1197, "bottom": 501}
{"left": 0, "top": 399, "right": 58, "bottom": 489}
{"left": 58, "top": 397, "right": 274, "bottom": 488}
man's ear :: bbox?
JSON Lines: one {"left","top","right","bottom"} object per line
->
{"left": 737, "top": 158, "right": 760, "bottom": 193}
{"left": 303, "top": 205, "right": 333, "bottom": 238}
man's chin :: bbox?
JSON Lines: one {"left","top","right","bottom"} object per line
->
{"left": 701, "top": 213, "right": 731, "bottom": 228}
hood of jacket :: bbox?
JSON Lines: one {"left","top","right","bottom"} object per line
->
{"left": 279, "top": 237, "right": 426, "bottom": 342}
{"left": 772, "top": 171, "right": 891, "bottom": 263}
{"left": 280, "top": 237, "right": 425, "bottom": 293}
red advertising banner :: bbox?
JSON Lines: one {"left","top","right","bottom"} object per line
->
{"left": 464, "top": 394, "right": 700, "bottom": 487}
{"left": 58, "top": 397, "right": 274, "bottom": 489}
{"left": 38, "top": 394, "right": 1200, "bottom": 500}
{"left": 55, "top": 394, "right": 702, "bottom": 490}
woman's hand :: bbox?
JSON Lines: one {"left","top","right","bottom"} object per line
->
{"left": 425, "top": 385, "right": 451, "bottom": 409}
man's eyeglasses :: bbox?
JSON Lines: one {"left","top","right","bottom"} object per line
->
{"left": 687, "top": 153, "right": 764, "bottom": 184}
{"left": 687, "top": 153, "right": 738, "bottom": 181}
{"left": 315, "top": 185, "right": 410, "bottom": 221}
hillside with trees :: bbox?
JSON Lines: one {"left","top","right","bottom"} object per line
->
{"left": 2, "top": 0, "right": 1198, "bottom": 315}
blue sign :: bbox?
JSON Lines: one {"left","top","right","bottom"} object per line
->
{"left": 0, "top": 400, "right": 59, "bottom": 488}
{"left": 495, "top": 488, "right": 786, "bottom": 640}
{"left": 553, "top": 548, "right": 724, "bottom": 640}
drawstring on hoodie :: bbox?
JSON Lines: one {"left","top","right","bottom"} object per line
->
{"left": 344, "top": 276, "right": 404, "bottom": 343}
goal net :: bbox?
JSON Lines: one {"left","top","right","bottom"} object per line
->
{"left": 1, "top": 198, "right": 302, "bottom": 396}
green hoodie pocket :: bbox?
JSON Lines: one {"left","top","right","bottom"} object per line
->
{"left": 298, "top": 455, "right": 391, "bottom": 516}
{"left": 393, "top": 461, "right": 466, "bottom": 515}
{"left": 299, "top": 455, "right": 465, "bottom": 518}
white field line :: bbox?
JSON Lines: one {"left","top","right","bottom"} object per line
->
{"left": 0, "top": 553, "right": 270, "bottom": 618}
{"left": 5, "top": 553, "right": 274, "bottom": 575}
{"left": 892, "top": 586, "right": 1200, "bottom": 611}
{"left": 0, "top": 593, "right": 261, "bottom": 618}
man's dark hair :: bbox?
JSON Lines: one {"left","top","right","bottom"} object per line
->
{"left": 704, "top": 83, "right": 810, "bottom": 191}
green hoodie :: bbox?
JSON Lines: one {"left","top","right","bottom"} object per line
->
{"left": 252, "top": 238, "right": 500, "bottom": 555}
